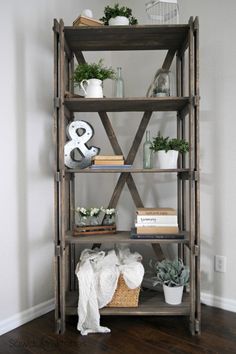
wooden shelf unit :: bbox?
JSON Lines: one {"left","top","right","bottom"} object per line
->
{"left": 53, "top": 18, "right": 200, "bottom": 335}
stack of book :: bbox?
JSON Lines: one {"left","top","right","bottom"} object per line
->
{"left": 91, "top": 155, "right": 132, "bottom": 169}
{"left": 73, "top": 15, "right": 104, "bottom": 27}
{"left": 132, "top": 207, "right": 182, "bottom": 239}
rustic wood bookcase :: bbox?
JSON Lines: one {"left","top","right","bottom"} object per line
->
{"left": 53, "top": 17, "right": 200, "bottom": 335}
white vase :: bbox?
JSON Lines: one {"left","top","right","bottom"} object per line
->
{"left": 109, "top": 16, "right": 129, "bottom": 26}
{"left": 163, "top": 284, "right": 184, "bottom": 305}
{"left": 80, "top": 78, "right": 103, "bottom": 98}
{"left": 157, "top": 150, "right": 179, "bottom": 169}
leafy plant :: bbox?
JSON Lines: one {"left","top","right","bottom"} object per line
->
{"left": 73, "top": 59, "right": 115, "bottom": 86}
{"left": 150, "top": 131, "right": 189, "bottom": 153}
{"left": 100, "top": 3, "right": 138, "bottom": 25}
{"left": 150, "top": 258, "right": 190, "bottom": 287}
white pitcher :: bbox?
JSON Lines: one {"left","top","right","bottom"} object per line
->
{"left": 80, "top": 78, "right": 103, "bottom": 98}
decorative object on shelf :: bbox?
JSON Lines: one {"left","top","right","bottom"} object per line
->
{"left": 75, "top": 247, "right": 144, "bottom": 335}
{"left": 101, "top": 207, "right": 116, "bottom": 225}
{"left": 80, "top": 79, "right": 103, "bottom": 98}
{"left": 81, "top": 9, "right": 93, "bottom": 18}
{"left": 73, "top": 59, "right": 115, "bottom": 98}
{"left": 100, "top": 4, "right": 138, "bottom": 25}
{"left": 150, "top": 131, "right": 189, "bottom": 169}
{"left": 75, "top": 207, "right": 90, "bottom": 226}
{"left": 64, "top": 120, "right": 100, "bottom": 169}
{"left": 73, "top": 206, "right": 117, "bottom": 235}
{"left": 146, "top": 68, "right": 171, "bottom": 97}
{"left": 114, "top": 67, "right": 124, "bottom": 98}
{"left": 149, "top": 258, "right": 189, "bottom": 305}
{"left": 143, "top": 130, "right": 153, "bottom": 169}
{"left": 73, "top": 14, "right": 103, "bottom": 27}
{"left": 145, "top": 0, "right": 179, "bottom": 24}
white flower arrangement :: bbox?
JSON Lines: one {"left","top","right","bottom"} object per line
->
{"left": 90, "top": 207, "right": 101, "bottom": 217}
{"left": 101, "top": 207, "right": 116, "bottom": 216}
{"left": 75, "top": 207, "right": 90, "bottom": 218}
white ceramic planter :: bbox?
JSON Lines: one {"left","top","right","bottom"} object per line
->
{"left": 157, "top": 150, "right": 179, "bottom": 169}
{"left": 80, "top": 78, "right": 103, "bottom": 98}
{"left": 108, "top": 16, "right": 129, "bottom": 26}
{"left": 163, "top": 284, "right": 184, "bottom": 305}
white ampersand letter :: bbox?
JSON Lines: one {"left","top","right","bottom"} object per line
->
{"left": 64, "top": 120, "right": 100, "bottom": 169}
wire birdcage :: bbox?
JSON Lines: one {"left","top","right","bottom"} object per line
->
{"left": 146, "top": 0, "right": 179, "bottom": 24}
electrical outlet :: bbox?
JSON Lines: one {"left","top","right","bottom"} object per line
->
{"left": 214, "top": 255, "right": 227, "bottom": 273}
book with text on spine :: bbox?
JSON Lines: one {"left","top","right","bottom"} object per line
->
{"left": 137, "top": 207, "right": 176, "bottom": 216}
{"left": 136, "top": 215, "right": 177, "bottom": 225}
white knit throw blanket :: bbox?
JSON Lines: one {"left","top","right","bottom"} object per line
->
{"left": 75, "top": 247, "right": 144, "bottom": 335}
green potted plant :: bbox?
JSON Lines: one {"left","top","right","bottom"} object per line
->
{"left": 150, "top": 131, "right": 189, "bottom": 169}
{"left": 100, "top": 3, "right": 138, "bottom": 26}
{"left": 73, "top": 59, "right": 115, "bottom": 98}
{"left": 150, "top": 258, "right": 190, "bottom": 305}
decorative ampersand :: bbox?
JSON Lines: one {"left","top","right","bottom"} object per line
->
{"left": 64, "top": 120, "right": 100, "bottom": 169}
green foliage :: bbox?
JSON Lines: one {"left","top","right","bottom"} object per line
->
{"left": 150, "top": 258, "right": 190, "bottom": 287}
{"left": 150, "top": 131, "right": 189, "bottom": 153}
{"left": 73, "top": 59, "right": 115, "bottom": 85}
{"left": 100, "top": 3, "right": 138, "bottom": 25}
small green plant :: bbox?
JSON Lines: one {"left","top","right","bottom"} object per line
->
{"left": 73, "top": 59, "right": 115, "bottom": 86}
{"left": 100, "top": 3, "right": 138, "bottom": 25}
{"left": 150, "top": 132, "right": 189, "bottom": 153}
{"left": 150, "top": 258, "right": 190, "bottom": 287}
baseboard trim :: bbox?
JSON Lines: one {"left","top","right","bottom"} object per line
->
{"left": 0, "top": 298, "right": 55, "bottom": 336}
{"left": 201, "top": 292, "right": 236, "bottom": 313}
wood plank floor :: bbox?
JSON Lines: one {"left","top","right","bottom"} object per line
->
{"left": 1, "top": 305, "right": 236, "bottom": 354}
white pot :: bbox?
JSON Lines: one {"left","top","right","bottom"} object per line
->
{"left": 109, "top": 16, "right": 129, "bottom": 26}
{"left": 163, "top": 284, "right": 184, "bottom": 305}
{"left": 157, "top": 150, "right": 179, "bottom": 169}
{"left": 80, "top": 78, "right": 103, "bottom": 98}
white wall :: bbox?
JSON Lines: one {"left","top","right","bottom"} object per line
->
{"left": 0, "top": 0, "right": 236, "bottom": 335}
{"left": 0, "top": 0, "right": 107, "bottom": 335}
{"left": 117, "top": 0, "right": 236, "bottom": 309}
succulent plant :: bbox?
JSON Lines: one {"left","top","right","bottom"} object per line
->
{"left": 150, "top": 258, "right": 190, "bottom": 287}
{"left": 150, "top": 131, "right": 189, "bottom": 153}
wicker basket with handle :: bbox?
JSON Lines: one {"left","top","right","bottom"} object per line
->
{"left": 107, "top": 275, "right": 141, "bottom": 307}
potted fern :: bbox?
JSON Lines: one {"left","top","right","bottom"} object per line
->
{"left": 150, "top": 131, "right": 189, "bottom": 169}
{"left": 100, "top": 4, "right": 138, "bottom": 26}
{"left": 73, "top": 59, "right": 115, "bottom": 98}
{"left": 150, "top": 258, "right": 190, "bottom": 305}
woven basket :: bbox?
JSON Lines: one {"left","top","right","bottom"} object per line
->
{"left": 107, "top": 275, "right": 140, "bottom": 307}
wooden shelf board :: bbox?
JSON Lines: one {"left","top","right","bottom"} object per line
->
{"left": 66, "top": 290, "right": 190, "bottom": 316}
{"left": 65, "top": 230, "right": 189, "bottom": 244}
{"left": 64, "top": 25, "right": 190, "bottom": 51}
{"left": 64, "top": 97, "right": 189, "bottom": 112}
{"left": 66, "top": 168, "right": 190, "bottom": 174}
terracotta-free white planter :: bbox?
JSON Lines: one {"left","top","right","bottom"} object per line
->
{"left": 163, "top": 284, "right": 184, "bottom": 305}
{"left": 157, "top": 150, "right": 179, "bottom": 169}
{"left": 109, "top": 16, "right": 129, "bottom": 26}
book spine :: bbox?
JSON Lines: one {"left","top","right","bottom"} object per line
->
{"left": 136, "top": 226, "right": 179, "bottom": 234}
{"left": 137, "top": 208, "right": 176, "bottom": 216}
{"left": 135, "top": 223, "right": 178, "bottom": 227}
{"left": 94, "top": 160, "right": 124, "bottom": 165}
{"left": 136, "top": 215, "right": 177, "bottom": 224}
{"left": 94, "top": 155, "right": 124, "bottom": 161}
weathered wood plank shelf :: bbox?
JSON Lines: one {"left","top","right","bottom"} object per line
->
{"left": 64, "top": 25, "right": 190, "bottom": 51}
{"left": 65, "top": 168, "right": 190, "bottom": 174}
{"left": 65, "top": 230, "right": 189, "bottom": 245}
{"left": 64, "top": 97, "right": 189, "bottom": 112}
{"left": 65, "top": 290, "right": 190, "bottom": 316}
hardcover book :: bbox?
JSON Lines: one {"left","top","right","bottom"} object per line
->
{"left": 136, "top": 215, "right": 177, "bottom": 225}
{"left": 136, "top": 207, "right": 177, "bottom": 216}
{"left": 130, "top": 228, "right": 184, "bottom": 239}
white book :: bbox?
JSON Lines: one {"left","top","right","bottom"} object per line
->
{"left": 136, "top": 215, "right": 177, "bottom": 225}
{"left": 135, "top": 223, "right": 178, "bottom": 228}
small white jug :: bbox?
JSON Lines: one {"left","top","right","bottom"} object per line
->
{"left": 80, "top": 78, "right": 103, "bottom": 98}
